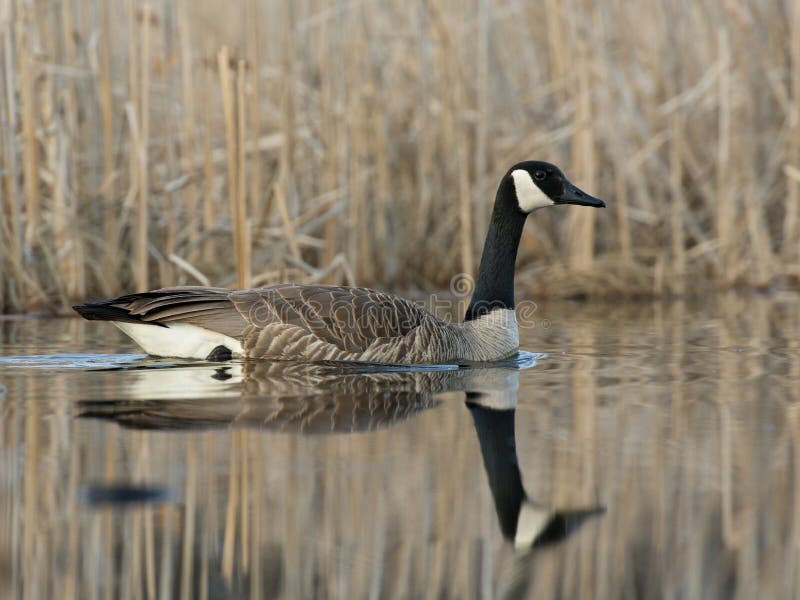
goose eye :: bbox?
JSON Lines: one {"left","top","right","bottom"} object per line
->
{"left": 533, "top": 170, "right": 546, "bottom": 181}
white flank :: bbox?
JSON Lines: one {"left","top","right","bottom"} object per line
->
{"left": 113, "top": 321, "right": 243, "bottom": 359}
{"left": 514, "top": 502, "right": 550, "bottom": 549}
{"left": 511, "top": 169, "right": 553, "bottom": 212}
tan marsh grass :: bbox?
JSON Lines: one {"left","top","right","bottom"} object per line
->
{"left": 1, "top": 0, "right": 799, "bottom": 312}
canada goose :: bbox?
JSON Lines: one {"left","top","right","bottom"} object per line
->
{"left": 74, "top": 162, "right": 604, "bottom": 363}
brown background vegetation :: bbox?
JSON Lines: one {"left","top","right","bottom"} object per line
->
{"left": 2, "top": 0, "right": 799, "bottom": 313}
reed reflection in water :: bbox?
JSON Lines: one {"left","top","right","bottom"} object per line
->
{"left": 1, "top": 294, "right": 799, "bottom": 599}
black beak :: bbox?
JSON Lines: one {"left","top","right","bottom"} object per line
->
{"left": 558, "top": 181, "right": 606, "bottom": 208}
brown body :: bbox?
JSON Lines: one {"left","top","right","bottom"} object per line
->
{"left": 74, "top": 284, "right": 520, "bottom": 363}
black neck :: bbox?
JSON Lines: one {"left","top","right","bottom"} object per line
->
{"left": 464, "top": 178, "right": 527, "bottom": 321}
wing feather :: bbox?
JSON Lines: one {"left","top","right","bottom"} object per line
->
{"left": 233, "top": 284, "right": 433, "bottom": 353}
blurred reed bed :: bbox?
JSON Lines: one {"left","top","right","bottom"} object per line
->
{"left": 1, "top": 0, "right": 800, "bottom": 313}
{"left": 1, "top": 295, "right": 800, "bottom": 598}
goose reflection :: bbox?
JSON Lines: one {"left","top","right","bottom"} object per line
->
{"left": 78, "top": 354, "right": 533, "bottom": 434}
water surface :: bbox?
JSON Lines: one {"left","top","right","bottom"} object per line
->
{"left": 1, "top": 295, "right": 799, "bottom": 599}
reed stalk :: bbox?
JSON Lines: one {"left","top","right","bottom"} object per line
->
{"left": 786, "top": 0, "right": 800, "bottom": 262}
{"left": 715, "top": 29, "right": 733, "bottom": 285}
{"left": 1, "top": 0, "right": 19, "bottom": 310}
{"left": 474, "top": 0, "right": 491, "bottom": 247}
{"left": 136, "top": 3, "right": 152, "bottom": 292}
{"left": 98, "top": 0, "right": 117, "bottom": 293}
{"left": 201, "top": 75, "right": 216, "bottom": 267}
{"left": 17, "top": 14, "right": 38, "bottom": 263}
{"left": 245, "top": 0, "right": 262, "bottom": 224}
{"left": 567, "top": 44, "right": 596, "bottom": 272}
{"left": 177, "top": 0, "right": 198, "bottom": 263}
{"left": 455, "top": 74, "right": 473, "bottom": 280}
{"left": 670, "top": 114, "right": 686, "bottom": 295}
{"left": 236, "top": 60, "right": 251, "bottom": 289}
{"left": 218, "top": 46, "right": 243, "bottom": 288}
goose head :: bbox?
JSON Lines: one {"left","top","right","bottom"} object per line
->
{"left": 507, "top": 161, "right": 606, "bottom": 212}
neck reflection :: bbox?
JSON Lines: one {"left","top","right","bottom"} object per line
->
{"left": 466, "top": 386, "right": 604, "bottom": 551}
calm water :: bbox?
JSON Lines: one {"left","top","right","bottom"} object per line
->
{"left": 1, "top": 295, "right": 799, "bottom": 599}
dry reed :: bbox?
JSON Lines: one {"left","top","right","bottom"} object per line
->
{"left": 1, "top": 0, "right": 799, "bottom": 312}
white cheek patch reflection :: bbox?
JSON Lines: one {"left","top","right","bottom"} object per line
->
{"left": 511, "top": 169, "right": 554, "bottom": 212}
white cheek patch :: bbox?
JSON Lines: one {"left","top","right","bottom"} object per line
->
{"left": 511, "top": 169, "right": 554, "bottom": 212}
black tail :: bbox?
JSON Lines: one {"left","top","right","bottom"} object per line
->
{"left": 73, "top": 293, "right": 165, "bottom": 326}
{"left": 73, "top": 288, "right": 229, "bottom": 325}
{"left": 73, "top": 301, "right": 125, "bottom": 322}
